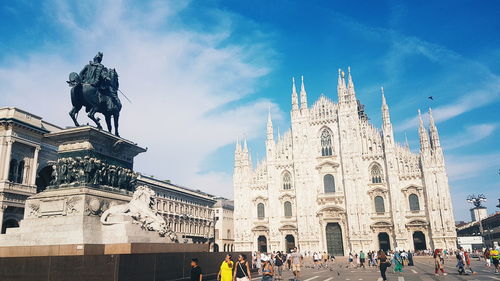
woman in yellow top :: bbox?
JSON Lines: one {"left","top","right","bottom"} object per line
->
{"left": 218, "top": 254, "right": 234, "bottom": 281}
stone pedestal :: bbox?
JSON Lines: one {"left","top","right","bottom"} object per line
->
{"left": 0, "top": 127, "right": 190, "bottom": 256}
{"left": 0, "top": 186, "right": 173, "bottom": 246}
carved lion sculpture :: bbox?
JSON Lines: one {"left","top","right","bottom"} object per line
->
{"left": 100, "top": 185, "right": 178, "bottom": 242}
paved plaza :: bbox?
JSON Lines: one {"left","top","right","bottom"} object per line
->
{"left": 250, "top": 258, "right": 500, "bottom": 281}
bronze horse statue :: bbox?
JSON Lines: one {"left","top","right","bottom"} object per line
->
{"left": 67, "top": 69, "right": 122, "bottom": 136}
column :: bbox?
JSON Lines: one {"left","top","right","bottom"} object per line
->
{"left": 30, "top": 147, "right": 40, "bottom": 186}
{"left": 0, "top": 205, "right": 5, "bottom": 234}
{"left": 0, "top": 139, "right": 4, "bottom": 175}
{"left": 1, "top": 140, "right": 13, "bottom": 181}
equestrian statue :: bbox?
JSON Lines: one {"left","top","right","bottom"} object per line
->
{"left": 67, "top": 52, "right": 122, "bottom": 136}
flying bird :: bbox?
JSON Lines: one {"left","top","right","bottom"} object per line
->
{"left": 428, "top": 96, "right": 434, "bottom": 101}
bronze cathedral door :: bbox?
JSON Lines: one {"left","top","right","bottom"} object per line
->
{"left": 325, "top": 223, "right": 344, "bottom": 256}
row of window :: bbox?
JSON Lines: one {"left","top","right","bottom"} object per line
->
{"left": 257, "top": 201, "right": 293, "bottom": 219}
{"left": 156, "top": 200, "right": 211, "bottom": 218}
{"left": 374, "top": 194, "right": 420, "bottom": 213}
{"left": 256, "top": 194, "right": 421, "bottom": 218}
{"left": 281, "top": 163, "right": 384, "bottom": 191}
{"left": 8, "top": 159, "right": 25, "bottom": 184}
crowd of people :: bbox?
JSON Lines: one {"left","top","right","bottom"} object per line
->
{"left": 189, "top": 246, "right": 500, "bottom": 281}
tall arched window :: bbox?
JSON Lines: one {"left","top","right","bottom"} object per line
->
{"left": 257, "top": 203, "right": 265, "bottom": 219}
{"left": 321, "top": 129, "right": 333, "bottom": 156}
{"left": 284, "top": 201, "right": 292, "bottom": 217}
{"left": 16, "top": 160, "right": 25, "bottom": 183}
{"left": 283, "top": 172, "right": 292, "bottom": 190}
{"left": 8, "top": 159, "right": 18, "bottom": 183}
{"left": 323, "top": 174, "right": 335, "bottom": 193}
{"left": 374, "top": 196, "right": 385, "bottom": 213}
{"left": 371, "top": 164, "right": 383, "bottom": 184}
{"left": 409, "top": 194, "right": 420, "bottom": 211}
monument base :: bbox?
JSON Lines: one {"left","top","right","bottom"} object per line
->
{"left": 0, "top": 243, "right": 206, "bottom": 257}
{"left": 0, "top": 186, "right": 179, "bottom": 251}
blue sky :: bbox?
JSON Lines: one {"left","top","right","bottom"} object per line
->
{"left": 0, "top": 0, "right": 499, "bottom": 221}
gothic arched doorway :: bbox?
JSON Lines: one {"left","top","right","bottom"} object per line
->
{"left": 257, "top": 236, "right": 268, "bottom": 253}
{"left": 213, "top": 243, "right": 219, "bottom": 252}
{"left": 285, "top": 235, "right": 295, "bottom": 252}
{"left": 325, "top": 223, "right": 344, "bottom": 256}
{"left": 378, "top": 232, "right": 391, "bottom": 251}
{"left": 413, "top": 231, "right": 426, "bottom": 250}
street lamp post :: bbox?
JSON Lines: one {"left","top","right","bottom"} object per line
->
{"left": 466, "top": 194, "right": 487, "bottom": 245}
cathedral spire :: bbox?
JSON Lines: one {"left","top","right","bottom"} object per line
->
{"left": 381, "top": 86, "right": 391, "bottom": 127}
{"left": 347, "top": 66, "right": 357, "bottom": 101}
{"left": 300, "top": 75, "right": 308, "bottom": 109}
{"left": 347, "top": 66, "right": 354, "bottom": 89}
{"left": 291, "top": 77, "right": 299, "bottom": 111}
{"left": 418, "top": 109, "right": 430, "bottom": 151}
{"left": 267, "top": 105, "right": 274, "bottom": 141}
{"left": 404, "top": 132, "right": 410, "bottom": 149}
{"left": 337, "top": 68, "right": 347, "bottom": 103}
{"left": 243, "top": 138, "right": 248, "bottom": 153}
{"left": 428, "top": 108, "right": 441, "bottom": 149}
{"left": 235, "top": 137, "right": 241, "bottom": 153}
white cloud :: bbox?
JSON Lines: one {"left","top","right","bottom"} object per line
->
{"left": 445, "top": 153, "right": 500, "bottom": 181}
{"left": 0, "top": 1, "right": 279, "bottom": 198}
{"left": 442, "top": 123, "right": 497, "bottom": 150}
{"left": 396, "top": 83, "right": 500, "bottom": 132}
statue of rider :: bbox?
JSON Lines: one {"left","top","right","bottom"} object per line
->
{"left": 79, "top": 52, "right": 119, "bottom": 107}
{"left": 79, "top": 52, "right": 107, "bottom": 87}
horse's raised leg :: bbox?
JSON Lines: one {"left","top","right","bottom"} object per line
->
{"left": 105, "top": 115, "right": 112, "bottom": 133}
{"left": 69, "top": 106, "right": 81, "bottom": 127}
{"left": 87, "top": 107, "right": 102, "bottom": 129}
{"left": 113, "top": 112, "right": 120, "bottom": 137}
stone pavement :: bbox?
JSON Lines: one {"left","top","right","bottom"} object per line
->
{"left": 250, "top": 257, "right": 500, "bottom": 281}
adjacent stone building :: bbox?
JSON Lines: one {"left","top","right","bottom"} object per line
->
{"left": 0, "top": 107, "right": 61, "bottom": 233}
{"left": 233, "top": 70, "right": 457, "bottom": 255}
{"left": 213, "top": 197, "right": 235, "bottom": 252}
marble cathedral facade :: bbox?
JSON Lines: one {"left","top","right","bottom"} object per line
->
{"left": 233, "top": 69, "right": 457, "bottom": 255}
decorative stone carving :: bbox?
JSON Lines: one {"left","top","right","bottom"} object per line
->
{"left": 85, "top": 197, "right": 103, "bottom": 215}
{"left": 66, "top": 196, "right": 81, "bottom": 215}
{"left": 49, "top": 156, "right": 138, "bottom": 190}
{"left": 27, "top": 202, "right": 40, "bottom": 217}
{"left": 100, "top": 186, "right": 178, "bottom": 242}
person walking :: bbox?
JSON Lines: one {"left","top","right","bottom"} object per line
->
{"left": 464, "top": 250, "right": 476, "bottom": 274}
{"left": 274, "top": 251, "right": 284, "bottom": 279}
{"left": 359, "top": 251, "right": 366, "bottom": 269}
{"left": 322, "top": 252, "right": 329, "bottom": 268}
{"left": 261, "top": 256, "right": 274, "bottom": 281}
{"left": 433, "top": 249, "right": 447, "bottom": 276}
{"left": 290, "top": 247, "right": 302, "bottom": 281}
{"left": 392, "top": 251, "right": 403, "bottom": 273}
{"left": 348, "top": 252, "right": 354, "bottom": 268}
{"left": 456, "top": 248, "right": 466, "bottom": 275}
{"left": 190, "top": 258, "right": 203, "bottom": 281}
{"left": 255, "top": 252, "right": 262, "bottom": 274}
{"left": 485, "top": 248, "right": 491, "bottom": 268}
{"left": 217, "top": 254, "right": 234, "bottom": 281}
{"left": 377, "top": 250, "right": 390, "bottom": 281}
{"left": 407, "top": 251, "right": 414, "bottom": 266}
{"left": 490, "top": 247, "right": 499, "bottom": 274}
{"left": 234, "top": 254, "right": 252, "bottom": 281}
{"left": 286, "top": 252, "right": 292, "bottom": 271}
